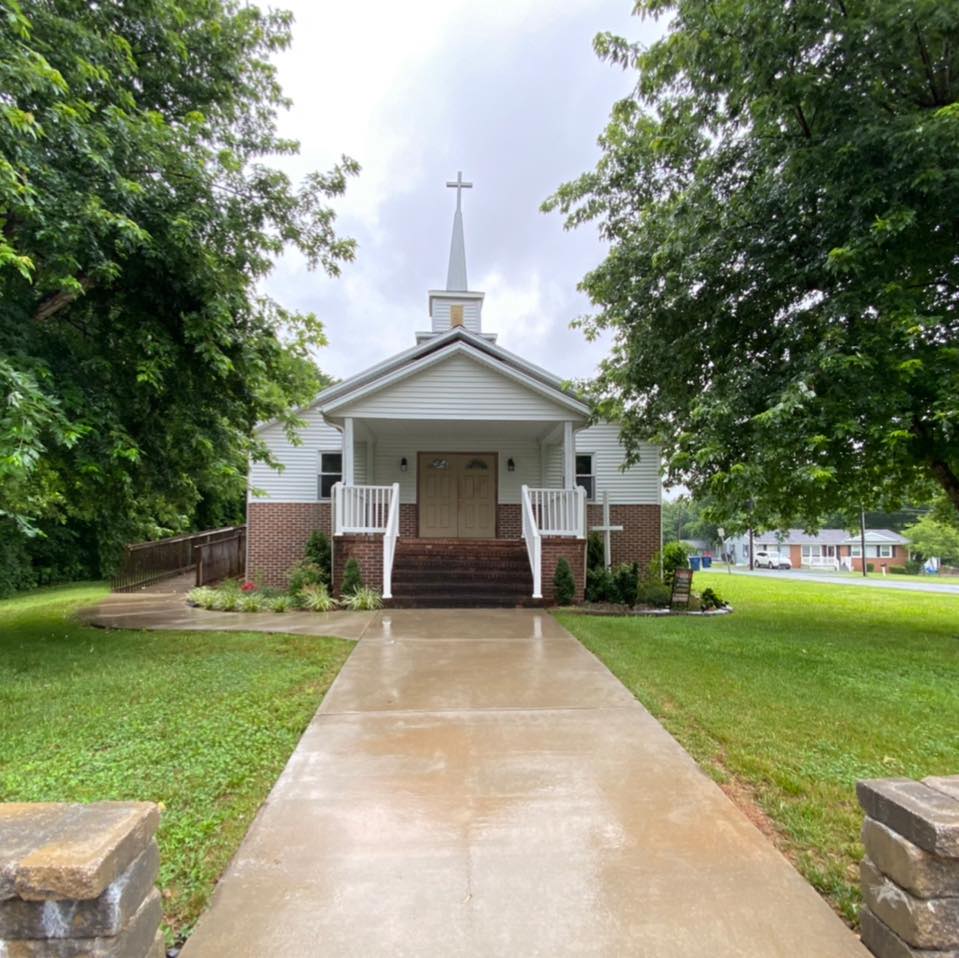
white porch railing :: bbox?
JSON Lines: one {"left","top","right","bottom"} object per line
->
{"left": 382, "top": 483, "right": 400, "bottom": 600}
{"left": 527, "top": 486, "right": 587, "bottom": 538}
{"left": 332, "top": 483, "right": 395, "bottom": 534}
{"left": 331, "top": 482, "right": 401, "bottom": 599}
{"left": 803, "top": 555, "right": 840, "bottom": 571}
{"left": 521, "top": 485, "right": 586, "bottom": 599}
{"left": 521, "top": 485, "right": 543, "bottom": 599}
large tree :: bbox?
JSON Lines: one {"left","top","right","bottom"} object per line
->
{"left": 0, "top": 0, "right": 355, "bottom": 587}
{"left": 545, "top": 0, "right": 959, "bottom": 529}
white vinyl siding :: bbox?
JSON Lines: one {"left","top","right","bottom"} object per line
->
{"left": 333, "top": 353, "right": 576, "bottom": 421}
{"left": 544, "top": 423, "right": 660, "bottom": 505}
{"left": 372, "top": 429, "right": 541, "bottom": 504}
{"left": 431, "top": 298, "right": 482, "bottom": 333}
{"left": 248, "top": 413, "right": 366, "bottom": 501}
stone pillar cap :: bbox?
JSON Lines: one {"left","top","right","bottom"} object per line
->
{"left": 857, "top": 778, "right": 959, "bottom": 858}
{"left": 0, "top": 802, "right": 160, "bottom": 901}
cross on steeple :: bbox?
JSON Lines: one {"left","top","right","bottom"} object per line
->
{"left": 446, "top": 170, "right": 473, "bottom": 211}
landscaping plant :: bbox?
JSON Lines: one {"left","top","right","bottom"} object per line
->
{"left": 298, "top": 583, "right": 338, "bottom": 612}
{"left": 613, "top": 563, "right": 639, "bottom": 608}
{"left": 636, "top": 581, "right": 671, "bottom": 608}
{"left": 587, "top": 532, "right": 605, "bottom": 572}
{"left": 341, "top": 587, "right": 383, "bottom": 611}
{"left": 553, "top": 557, "right": 576, "bottom": 605}
{"left": 287, "top": 560, "right": 326, "bottom": 596}
{"left": 653, "top": 541, "right": 691, "bottom": 586}
{"left": 305, "top": 531, "right": 333, "bottom": 584}
{"left": 698, "top": 587, "right": 727, "bottom": 611}
{"left": 586, "top": 567, "right": 619, "bottom": 604}
{"left": 340, "top": 558, "right": 363, "bottom": 597}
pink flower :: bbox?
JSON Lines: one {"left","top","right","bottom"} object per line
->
{"left": 241, "top": 581, "right": 256, "bottom": 592}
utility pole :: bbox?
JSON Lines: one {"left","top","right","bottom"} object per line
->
{"left": 860, "top": 504, "right": 868, "bottom": 577}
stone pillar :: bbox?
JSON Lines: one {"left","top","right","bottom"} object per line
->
{"left": 857, "top": 777, "right": 959, "bottom": 958}
{"left": 0, "top": 802, "right": 163, "bottom": 957}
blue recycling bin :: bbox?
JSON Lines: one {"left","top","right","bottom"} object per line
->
{"left": 689, "top": 556, "right": 702, "bottom": 571}
{"left": 702, "top": 555, "right": 713, "bottom": 569}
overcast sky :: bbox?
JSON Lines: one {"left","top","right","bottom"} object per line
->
{"left": 263, "top": 0, "right": 663, "bottom": 382}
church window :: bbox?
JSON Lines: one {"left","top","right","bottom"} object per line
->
{"left": 575, "top": 454, "right": 595, "bottom": 500}
{"left": 317, "top": 452, "right": 342, "bottom": 499}
{"left": 450, "top": 304, "right": 464, "bottom": 327}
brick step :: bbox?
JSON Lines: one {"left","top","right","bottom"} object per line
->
{"left": 387, "top": 594, "right": 543, "bottom": 609}
{"left": 393, "top": 578, "right": 532, "bottom": 594}
{"left": 395, "top": 544, "right": 525, "bottom": 556}
{"left": 392, "top": 571, "right": 532, "bottom": 585}
{"left": 392, "top": 559, "right": 531, "bottom": 573}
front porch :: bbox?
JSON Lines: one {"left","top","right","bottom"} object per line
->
{"left": 328, "top": 418, "right": 588, "bottom": 604}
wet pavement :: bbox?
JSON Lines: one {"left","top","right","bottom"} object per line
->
{"left": 178, "top": 609, "right": 866, "bottom": 958}
{"left": 80, "top": 591, "right": 376, "bottom": 641}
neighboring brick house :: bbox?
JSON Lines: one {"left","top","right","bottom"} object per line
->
{"left": 750, "top": 529, "right": 910, "bottom": 572}
{"left": 246, "top": 178, "right": 662, "bottom": 604}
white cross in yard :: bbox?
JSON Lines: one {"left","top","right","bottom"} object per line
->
{"left": 590, "top": 490, "right": 623, "bottom": 569}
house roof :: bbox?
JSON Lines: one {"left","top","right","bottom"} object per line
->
{"left": 754, "top": 528, "right": 908, "bottom": 546}
{"left": 254, "top": 326, "right": 589, "bottom": 433}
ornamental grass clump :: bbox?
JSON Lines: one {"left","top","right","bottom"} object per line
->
{"left": 341, "top": 587, "right": 382, "bottom": 611}
{"left": 187, "top": 586, "right": 217, "bottom": 609}
{"left": 299, "top": 583, "right": 338, "bottom": 612}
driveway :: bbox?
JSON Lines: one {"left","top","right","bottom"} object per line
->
{"left": 729, "top": 566, "right": 959, "bottom": 595}
{"left": 180, "top": 609, "right": 865, "bottom": 957}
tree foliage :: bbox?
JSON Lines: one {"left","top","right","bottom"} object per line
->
{"left": 0, "top": 0, "right": 356, "bottom": 584}
{"left": 545, "top": 0, "right": 959, "bottom": 528}
{"left": 902, "top": 514, "right": 959, "bottom": 562}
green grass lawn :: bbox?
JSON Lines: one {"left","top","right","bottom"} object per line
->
{"left": 557, "top": 572, "right": 959, "bottom": 926}
{"left": 0, "top": 583, "right": 353, "bottom": 943}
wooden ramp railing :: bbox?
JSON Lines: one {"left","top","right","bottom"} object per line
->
{"left": 111, "top": 526, "right": 245, "bottom": 592}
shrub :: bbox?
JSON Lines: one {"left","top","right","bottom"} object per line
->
{"left": 342, "top": 587, "right": 383, "bottom": 611}
{"left": 888, "top": 565, "right": 907, "bottom": 575}
{"left": 700, "top": 587, "right": 727, "bottom": 611}
{"left": 905, "top": 559, "right": 922, "bottom": 574}
{"left": 287, "top": 560, "right": 325, "bottom": 595}
{"left": 268, "top": 594, "right": 293, "bottom": 613}
{"left": 866, "top": 562, "right": 875, "bottom": 573}
{"left": 586, "top": 567, "right": 619, "bottom": 603}
{"left": 636, "top": 581, "right": 671, "bottom": 608}
{"left": 211, "top": 590, "right": 238, "bottom": 612}
{"left": 341, "top": 558, "right": 363, "bottom": 596}
{"left": 187, "top": 586, "right": 217, "bottom": 609}
{"left": 651, "top": 541, "right": 691, "bottom": 586}
{"left": 613, "top": 562, "right": 639, "bottom": 607}
{"left": 305, "top": 531, "right": 332, "bottom": 583}
{"left": 238, "top": 594, "right": 265, "bottom": 613}
{"left": 586, "top": 532, "right": 605, "bottom": 571}
{"left": 299, "top": 583, "right": 338, "bottom": 612}
{"left": 553, "top": 558, "right": 576, "bottom": 605}
{"left": 218, "top": 578, "right": 243, "bottom": 596}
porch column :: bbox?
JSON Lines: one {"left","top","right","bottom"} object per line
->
{"left": 343, "top": 417, "right": 354, "bottom": 486}
{"left": 563, "top": 421, "right": 575, "bottom": 490}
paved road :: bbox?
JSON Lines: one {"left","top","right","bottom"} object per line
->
{"left": 724, "top": 566, "right": 959, "bottom": 595}
{"left": 180, "top": 609, "right": 865, "bottom": 958}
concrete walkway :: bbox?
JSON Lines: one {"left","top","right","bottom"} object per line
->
{"left": 80, "top": 591, "right": 376, "bottom": 641}
{"left": 180, "top": 609, "right": 866, "bottom": 958}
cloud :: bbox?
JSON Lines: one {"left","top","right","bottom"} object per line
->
{"left": 260, "top": 0, "right": 662, "bottom": 383}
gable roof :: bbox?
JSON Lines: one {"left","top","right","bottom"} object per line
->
{"left": 255, "top": 326, "right": 589, "bottom": 433}
{"left": 754, "top": 528, "right": 908, "bottom": 546}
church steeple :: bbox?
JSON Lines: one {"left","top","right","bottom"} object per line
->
{"left": 419, "top": 172, "right": 493, "bottom": 344}
{"left": 445, "top": 171, "right": 472, "bottom": 291}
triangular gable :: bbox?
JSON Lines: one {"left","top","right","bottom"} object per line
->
{"left": 323, "top": 341, "right": 589, "bottom": 422}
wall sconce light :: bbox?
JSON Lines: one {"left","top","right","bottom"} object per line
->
{"left": 400, "top": 457, "right": 408, "bottom": 472}
{"left": 507, "top": 458, "right": 516, "bottom": 472}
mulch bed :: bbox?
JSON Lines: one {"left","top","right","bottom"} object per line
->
{"left": 558, "top": 601, "right": 733, "bottom": 618}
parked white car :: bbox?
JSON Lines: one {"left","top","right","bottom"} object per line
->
{"left": 754, "top": 551, "right": 792, "bottom": 570}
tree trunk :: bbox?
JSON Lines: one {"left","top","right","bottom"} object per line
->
{"left": 929, "top": 458, "right": 959, "bottom": 517}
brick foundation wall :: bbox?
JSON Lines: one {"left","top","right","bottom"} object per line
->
{"left": 497, "top": 504, "right": 521, "bottom": 539}
{"left": 541, "top": 537, "right": 586, "bottom": 605}
{"left": 332, "top": 535, "right": 383, "bottom": 594}
{"left": 586, "top": 503, "right": 661, "bottom": 572}
{"left": 399, "top": 503, "right": 417, "bottom": 537}
{"left": 247, "top": 501, "right": 330, "bottom": 589}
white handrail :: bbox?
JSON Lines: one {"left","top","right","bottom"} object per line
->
{"left": 803, "top": 555, "right": 840, "bottom": 571}
{"left": 520, "top": 484, "right": 542, "bottom": 599}
{"left": 527, "top": 487, "right": 584, "bottom": 537}
{"left": 382, "top": 483, "right": 400, "bottom": 599}
{"left": 331, "top": 483, "right": 395, "bottom": 534}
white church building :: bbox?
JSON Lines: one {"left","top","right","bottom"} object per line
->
{"left": 247, "top": 175, "right": 662, "bottom": 605}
